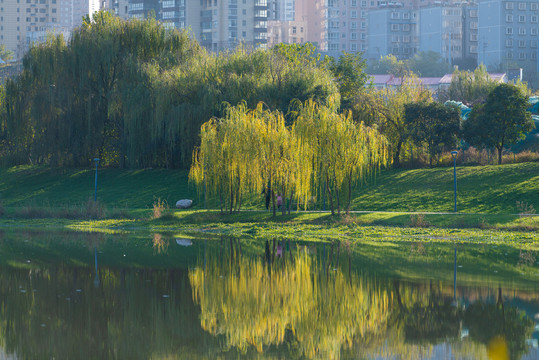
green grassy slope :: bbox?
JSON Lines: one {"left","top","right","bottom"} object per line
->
{"left": 0, "top": 162, "right": 537, "bottom": 214}
{"left": 352, "top": 162, "right": 539, "bottom": 213}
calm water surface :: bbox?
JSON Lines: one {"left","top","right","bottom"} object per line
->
{"left": 0, "top": 230, "right": 537, "bottom": 359}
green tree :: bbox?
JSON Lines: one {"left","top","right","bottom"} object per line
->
{"left": 404, "top": 102, "right": 460, "bottom": 166}
{"left": 375, "top": 74, "right": 432, "bottom": 167}
{"left": 463, "top": 83, "right": 535, "bottom": 164}
{"left": 328, "top": 52, "right": 369, "bottom": 113}
{"left": 366, "top": 54, "right": 409, "bottom": 77}
{"left": 407, "top": 51, "right": 450, "bottom": 77}
{"left": 0, "top": 44, "right": 13, "bottom": 63}
{"left": 443, "top": 65, "right": 497, "bottom": 106}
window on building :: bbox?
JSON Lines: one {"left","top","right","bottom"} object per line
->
{"left": 518, "top": 15, "right": 525, "bottom": 23}
{"left": 506, "top": 27, "right": 513, "bottom": 34}
{"left": 162, "top": 0, "right": 175, "bottom": 8}
{"left": 531, "top": 15, "right": 538, "bottom": 23}
{"left": 390, "top": 12, "right": 399, "bottom": 19}
{"left": 391, "top": 24, "right": 399, "bottom": 31}
{"left": 470, "top": 33, "right": 477, "bottom": 41}
{"left": 470, "top": 10, "right": 477, "bottom": 18}
{"left": 351, "top": 10, "right": 357, "bottom": 18}
{"left": 506, "top": 2, "right": 514, "bottom": 10}
{"left": 507, "top": 51, "right": 513, "bottom": 59}
{"left": 128, "top": 2, "right": 143, "bottom": 11}
{"left": 403, "top": 12, "right": 410, "bottom": 19}
{"left": 532, "top": 3, "right": 539, "bottom": 11}
{"left": 351, "top": 22, "right": 357, "bottom": 29}
{"left": 519, "top": 27, "right": 526, "bottom": 35}
{"left": 518, "top": 39, "right": 525, "bottom": 47}
{"left": 470, "top": 45, "right": 477, "bottom": 53}
{"left": 402, "top": 24, "right": 410, "bottom": 31}
{"left": 532, "top": 28, "right": 538, "bottom": 35}
{"left": 519, "top": 52, "right": 525, "bottom": 60}
{"left": 506, "top": 14, "right": 513, "bottom": 22}
{"left": 391, "top": 35, "right": 399, "bottom": 42}
{"left": 351, "top": 43, "right": 357, "bottom": 51}
{"left": 531, "top": 40, "right": 537, "bottom": 48}
{"left": 532, "top": 52, "right": 537, "bottom": 60}
{"left": 518, "top": 2, "right": 526, "bottom": 10}
{"left": 470, "top": 21, "right": 478, "bottom": 29}
{"left": 351, "top": 32, "right": 357, "bottom": 40}
{"left": 162, "top": 11, "right": 176, "bottom": 19}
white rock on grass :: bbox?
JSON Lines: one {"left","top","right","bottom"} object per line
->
{"left": 176, "top": 199, "right": 193, "bottom": 209}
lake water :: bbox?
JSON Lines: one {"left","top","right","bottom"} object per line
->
{"left": 0, "top": 230, "right": 537, "bottom": 359}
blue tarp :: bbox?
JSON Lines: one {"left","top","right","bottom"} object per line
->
{"left": 444, "top": 100, "right": 472, "bottom": 120}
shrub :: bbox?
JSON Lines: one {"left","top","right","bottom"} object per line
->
{"left": 152, "top": 198, "right": 168, "bottom": 219}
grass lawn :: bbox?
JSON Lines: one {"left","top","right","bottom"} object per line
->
{"left": 0, "top": 162, "right": 537, "bottom": 232}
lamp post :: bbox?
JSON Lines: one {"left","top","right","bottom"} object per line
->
{"left": 451, "top": 151, "right": 458, "bottom": 212}
{"left": 93, "top": 158, "right": 100, "bottom": 202}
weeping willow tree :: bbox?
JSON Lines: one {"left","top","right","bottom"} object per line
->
{"left": 292, "top": 99, "right": 389, "bottom": 215}
{"left": 189, "top": 248, "right": 391, "bottom": 359}
{"left": 190, "top": 102, "right": 287, "bottom": 214}
{"left": 190, "top": 99, "right": 389, "bottom": 215}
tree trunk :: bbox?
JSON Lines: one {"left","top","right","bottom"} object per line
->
{"left": 326, "top": 173, "right": 334, "bottom": 216}
{"left": 346, "top": 171, "right": 352, "bottom": 215}
{"left": 272, "top": 190, "right": 276, "bottom": 217}
{"left": 497, "top": 146, "right": 503, "bottom": 165}
{"left": 282, "top": 188, "right": 287, "bottom": 215}
{"left": 230, "top": 189, "right": 234, "bottom": 214}
{"left": 393, "top": 139, "right": 403, "bottom": 167}
{"left": 334, "top": 170, "right": 340, "bottom": 215}
{"left": 288, "top": 190, "right": 293, "bottom": 215}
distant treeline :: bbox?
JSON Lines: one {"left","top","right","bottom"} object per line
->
{"left": 0, "top": 11, "right": 535, "bottom": 170}
{"left": 0, "top": 12, "right": 339, "bottom": 168}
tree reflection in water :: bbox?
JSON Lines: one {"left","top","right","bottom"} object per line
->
{"left": 189, "top": 239, "right": 536, "bottom": 359}
{"left": 0, "top": 232, "right": 535, "bottom": 359}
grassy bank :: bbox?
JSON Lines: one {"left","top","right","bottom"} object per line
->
{"left": 1, "top": 162, "right": 537, "bottom": 212}
{"left": 0, "top": 163, "right": 537, "bottom": 232}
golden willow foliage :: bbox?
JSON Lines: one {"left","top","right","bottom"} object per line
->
{"left": 190, "top": 99, "right": 388, "bottom": 214}
{"left": 188, "top": 250, "right": 391, "bottom": 359}
{"left": 1, "top": 15, "right": 337, "bottom": 168}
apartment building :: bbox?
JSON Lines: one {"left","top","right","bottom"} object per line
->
{"left": 126, "top": 0, "right": 268, "bottom": 52}
{"left": 0, "top": 0, "right": 87, "bottom": 60}
{"left": 478, "top": 0, "right": 539, "bottom": 72}
{"left": 419, "top": 5, "right": 476, "bottom": 63}
{"left": 102, "top": 0, "right": 129, "bottom": 19}
{"left": 367, "top": 6, "right": 418, "bottom": 61}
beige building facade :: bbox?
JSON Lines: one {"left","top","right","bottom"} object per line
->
{"left": 0, "top": 0, "right": 100, "bottom": 61}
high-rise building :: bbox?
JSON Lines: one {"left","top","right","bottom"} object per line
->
{"left": 478, "top": 0, "right": 539, "bottom": 71}
{"left": 367, "top": 2, "right": 479, "bottom": 66}
{"left": 367, "top": 6, "right": 418, "bottom": 61}
{"left": 0, "top": 0, "right": 100, "bottom": 61}
{"left": 101, "top": 0, "right": 129, "bottom": 19}
{"left": 419, "top": 5, "right": 470, "bottom": 63}
{"left": 125, "top": 0, "right": 268, "bottom": 52}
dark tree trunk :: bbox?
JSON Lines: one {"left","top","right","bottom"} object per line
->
{"left": 326, "top": 173, "right": 334, "bottom": 216}
{"left": 393, "top": 139, "right": 403, "bottom": 168}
